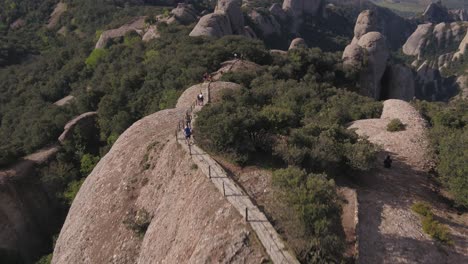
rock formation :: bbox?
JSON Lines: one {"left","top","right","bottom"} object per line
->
{"left": 211, "top": 59, "right": 262, "bottom": 81}
{"left": 381, "top": 64, "right": 415, "bottom": 101}
{"left": 282, "top": 0, "right": 323, "bottom": 17}
{"left": 0, "top": 145, "right": 60, "bottom": 263}
{"left": 248, "top": 10, "right": 281, "bottom": 37}
{"left": 47, "top": 2, "right": 67, "bottom": 29}
{"left": 453, "top": 30, "right": 468, "bottom": 60}
{"left": 415, "top": 61, "right": 459, "bottom": 101}
{"left": 215, "top": 0, "right": 244, "bottom": 34}
{"left": 351, "top": 9, "right": 416, "bottom": 51}
{"left": 269, "top": 3, "right": 287, "bottom": 22}
{"left": 170, "top": 3, "right": 198, "bottom": 25}
{"left": 189, "top": 13, "right": 232, "bottom": 37}
{"left": 52, "top": 82, "right": 268, "bottom": 263}
{"left": 190, "top": 0, "right": 249, "bottom": 37}
{"left": 422, "top": 2, "right": 452, "bottom": 23}
{"left": 142, "top": 25, "right": 160, "bottom": 42}
{"left": 58, "top": 112, "right": 98, "bottom": 144}
{"left": 343, "top": 32, "right": 390, "bottom": 100}
{"left": 289, "top": 38, "right": 307, "bottom": 50}
{"left": 402, "top": 23, "right": 433, "bottom": 57}
{"left": 53, "top": 95, "right": 75, "bottom": 107}
{"left": 403, "top": 22, "right": 468, "bottom": 57}
{"left": 95, "top": 17, "right": 146, "bottom": 49}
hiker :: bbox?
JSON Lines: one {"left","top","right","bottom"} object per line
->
{"left": 185, "top": 112, "right": 192, "bottom": 128}
{"left": 233, "top": 52, "right": 239, "bottom": 60}
{"left": 184, "top": 126, "right": 192, "bottom": 144}
{"left": 384, "top": 155, "right": 393, "bottom": 168}
{"left": 203, "top": 72, "right": 209, "bottom": 82}
{"left": 197, "top": 92, "right": 204, "bottom": 106}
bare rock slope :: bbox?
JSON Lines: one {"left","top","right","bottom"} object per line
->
{"left": 349, "top": 100, "right": 468, "bottom": 263}
{"left": 52, "top": 82, "right": 267, "bottom": 263}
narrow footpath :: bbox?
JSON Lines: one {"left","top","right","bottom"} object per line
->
{"left": 175, "top": 85, "right": 300, "bottom": 264}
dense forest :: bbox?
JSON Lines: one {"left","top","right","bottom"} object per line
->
{"left": 1, "top": 0, "right": 467, "bottom": 263}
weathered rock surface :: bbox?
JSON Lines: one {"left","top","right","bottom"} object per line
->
{"left": 47, "top": 2, "right": 67, "bottom": 29}
{"left": 343, "top": 43, "right": 364, "bottom": 68}
{"left": 58, "top": 112, "right": 98, "bottom": 144}
{"left": 52, "top": 82, "right": 266, "bottom": 264}
{"left": 449, "top": 9, "right": 468, "bottom": 22}
{"left": 403, "top": 22, "right": 468, "bottom": 58}
{"left": 53, "top": 95, "right": 75, "bottom": 107}
{"left": 142, "top": 25, "right": 160, "bottom": 42}
{"left": 211, "top": 60, "right": 262, "bottom": 81}
{"left": 422, "top": 2, "right": 451, "bottom": 23}
{"left": 95, "top": 17, "right": 146, "bottom": 49}
{"left": 248, "top": 10, "right": 281, "bottom": 37}
{"left": 381, "top": 64, "right": 415, "bottom": 101}
{"left": 282, "top": 0, "right": 323, "bottom": 17}
{"left": 288, "top": 37, "right": 307, "bottom": 50}
{"left": 215, "top": 0, "right": 244, "bottom": 34}
{"left": 269, "top": 3, "right": 287, "bottom": 21}
{"left": 403, "top": 23, "right": 433, "bottom": 57}
{"left": 453, "top": 30, "right": 468, "bottom": 60}
{"left": 0, "top": 145, "right": 60, "bottom": 263}
{"left": 10, "top": 19, "right": 25, "bottom": 30}
{"left": 189, "top": 13, "right": 232, "bottom": 37}
{"left": 415, "top": 61, "right": 459, "bottom": 101}
{"left": 350, "top": 8, "right": 416, "bottom": 51}
{"left": 170, "top": 3, "right": 198, "bottom": 25}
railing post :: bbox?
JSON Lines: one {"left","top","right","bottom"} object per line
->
{"left": 245, "top": 207, "right": 248, "bottom": 222}
{"left": 207, "top": 83, "right": 211, "bottom": 104}
{"left": 223, "top": 182, "right": 225, "bottom": 196}
{"left": 209, "top": 166, "right": 211, "bottom": 179}
{"left": 189, "top": 143, "right": 192, "bottom": 156}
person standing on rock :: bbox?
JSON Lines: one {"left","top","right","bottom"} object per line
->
{"left": 197, "top": 92, "right": 204, "bottom": 106}
{"left": 185, "top": 112, "right": 192, "bottom": 128}
{"left": 384, "top": 155, "right": 393, "bottom": 168}
{"left": 184, "top": 126, "right": 192, "bottom": 145}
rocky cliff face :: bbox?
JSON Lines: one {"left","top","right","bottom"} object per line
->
{"left": 52, "top": 82, "right": 267, "bottom": 264}
{"left": 0, "top": 146, "right": 60, "bottom": 263}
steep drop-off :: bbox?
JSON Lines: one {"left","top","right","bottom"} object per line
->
{"left": 52, "top": 82, "right": 268, "bottom": 263}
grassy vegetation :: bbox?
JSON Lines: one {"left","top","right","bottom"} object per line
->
{"left": 411, "top": 202, "right": 452, "bottom": 244}
{"left": 387, "top": 118, "right": 406, "bottom": 132}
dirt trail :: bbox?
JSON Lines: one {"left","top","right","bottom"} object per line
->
{"left": 349, "top": 99, "right": 468, "bottom": 264}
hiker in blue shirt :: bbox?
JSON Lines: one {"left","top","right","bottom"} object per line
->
{"left": 184, "top": 126, "right": 192, "bottom": 144}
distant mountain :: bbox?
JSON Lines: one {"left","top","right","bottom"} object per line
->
{"left": 371, "top": 0, "right": 466, "bottom": 16}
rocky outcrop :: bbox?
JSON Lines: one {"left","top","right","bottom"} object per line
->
{"left": 289, "top": 38, "right": 307, "bottom": 50}
{"left": 53, "top": 95, "right": 75, "bottom": 107}
{"left": 282, "top": 0, "right": 324, "bottom": 17}
{"left": 248, "top": 10, "right": 281, "bottom": 37}
{"left": 453, "top": 30, "right": 468, "bottom": 60}
{"left": 189, "top": 13, "right": 232, "bottom": 37}
{"left": 381, "top": 64, "right": 415, "bottom": 101}
{"left": 422, "top": 2, "right": 452, "bottom": 23}
{"left": 351, "top": 9, "right": 416, "bottom": 51}
{"left": 170, "top": 3, "right": 198, "bottom": 25}
{"left": 190, "top": 0, "right": 250, "bottom": 37}
{"left": 58, "top": 112, "right": 98, "bottom": 144}
{"left": 415, "top": 61, "right": 459, "bottom": 101}
{"left": 403, "top": 23, "right": 433, "bottom": 57}
{"left": 142, "top": 25, "right": 160, "bottom": 42}
{"left": 211, "top": 60, "right": 262, "bottom": 80}
{"left": 52, "top": 82, "right": 267, "bottom": 263}
{"left": 47, "top": 2, "right": 67, "bottom": 29}
{"left": 10, "top": 19, "right": 25, "bottom": 30}
{"left": 449, "top": 9, "right": 468, "bottom": 22}
{"left": 215, "top": 0, "right": 244, "bottom": 34}
{"left": 344, "top": 32, "right": 390, "bottom": 100}
{"left": 0, "top": 145, "right": 60, "bottom": 263}
{"left": 269, "top": 3, "right": 287, "bottom": 21}
{"left": 95, "top": 17, "right": 146, "bottom": 49}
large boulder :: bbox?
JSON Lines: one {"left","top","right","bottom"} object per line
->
{"left": 95, "top": 17, "right": 146, "bottom": 49}
{"left": 453, "top": 31, "right": 468, "bottom": 60}
{"left": 248, "top": 10, "right": 281, "bottom": 37}
{"left": 288, "top": 38, "right": 307, "bottom": 50}
{"left": 189, "top": 13, "right": 232, "bottom": 37}
{"left": 402, "top": 23, "right": 433, "bottom": 57}
{"left": 351, "top": 9, "right": 416, "bottom": 51}
{"left": 269, "top": 3, "right": 287, "bottom": 21}
{"left": 381, "top": 64, "right": 415, "bottom": 101}
{"left": 357, "top": 32, "right": 390, "bottom": 99}
{"left": 282, "top": 0, "right": 323, "bottom": 17}
{"left": 422, "top": 2, "right": 452, "bottom": 23}
{"left": 342, "top": 43, "right": 364, "bottom": 69}
{"left": 215, "top": 0, "right": 244, "bottom": 34}
{"left": 353, "top": 10, "right": 378, "bottom": 41}
{"left": 170, "top": 3, "right": 198, "bottom": 25}
{"left": 415, "top": 61, "right": 459, "bottom": 101}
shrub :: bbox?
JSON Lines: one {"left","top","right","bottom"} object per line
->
{"left": 387, "top": 118, "right": 406, "bottom": 132}
{"left": 123, "top": 208, "right": 152, "bottom": 237}
{"left": 191, "top": 164, "right": 198, "bottom": 170}
{"left": 85, "top": 48, "right": 108, "bottom": 68}
{"left": 80, "top": 154, "right": 100, "bottom": 176}
{"left": 412, "top": 202, "right": 452, "bottom": 244}
{"left": 63, "top": 178, "right": 86, "bottom": 205}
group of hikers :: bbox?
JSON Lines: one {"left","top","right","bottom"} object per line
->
{"left": 182, "top": 89, "right": 205, "bottom": 144}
